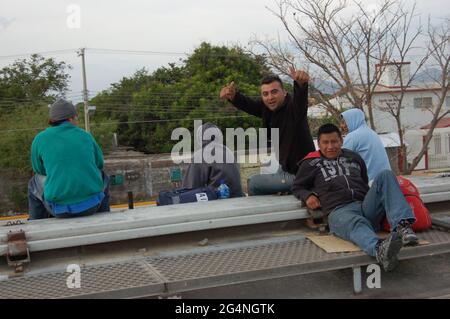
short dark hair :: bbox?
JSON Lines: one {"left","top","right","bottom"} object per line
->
{"left": 260, "top": 74, "right": 284, "bottom": 88}
{"left": 318, "top": 123, "right": 342, "bottom": 141}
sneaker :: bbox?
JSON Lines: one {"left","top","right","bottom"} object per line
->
{"left": 396, "top": 220, "right": 419, "bottom": 246}
{"left": 376, "top": 231, "right": 403, "bottom": 272}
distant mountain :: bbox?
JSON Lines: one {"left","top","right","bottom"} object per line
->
{"left": 411, "top": 68, "right": 443, "bottom": 85}
{"left": 312, "top": 79, "right": 340, "bottom": 95}
{"left": 303, "top": 68, "right": 443, "bottom": 95}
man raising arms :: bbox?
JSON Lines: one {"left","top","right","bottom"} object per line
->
{"left": 220, "top": 67, "right": 315, "bottom": 195}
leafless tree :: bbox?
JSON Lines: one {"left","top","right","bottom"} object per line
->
{"left": 376, "top": 3, "right": 430, "bottom": 173}
{"left": 405, "top": 19, "right": 450, "bottom": 173}
{"left": 253, "top": 0, "right": 404, "bottom": 126}
{"left": 254, "top": 0, "right": 449, "bottom": 174}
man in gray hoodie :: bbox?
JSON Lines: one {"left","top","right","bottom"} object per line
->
{"left": 182, "top": 123, "right": 244, "bottom": 198}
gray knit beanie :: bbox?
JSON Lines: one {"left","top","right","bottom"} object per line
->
{"left": 49, "top": 99, "right": 77, "bottom": 122}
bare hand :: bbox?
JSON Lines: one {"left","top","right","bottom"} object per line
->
{"left": 219, "top": 81, "right": 236, "bottom": 101}
{"left": 289, "top": 66, "right": 309, "bottom": 85}
{"left": 306, "top": 194, "right": 321, "bottom": 210}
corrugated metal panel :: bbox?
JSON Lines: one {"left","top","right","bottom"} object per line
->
{"left": 148, "top": 239, "right": 360, "bottom": 282}
{"left": 0, "top": 260, "right": 163, "bottom": 299}
{"left": 0, "top": 228, "right": 449, "bottom": 299}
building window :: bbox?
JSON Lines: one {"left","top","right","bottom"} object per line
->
{"left": 414, "top": 97, "right": 432, "bottom": 108}
{"left": 434, "top": 134, "right": 442, "bottom": 155}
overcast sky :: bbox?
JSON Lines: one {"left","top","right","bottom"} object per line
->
{"left": 0, "top": 0, "right": 449, "bottom": 102}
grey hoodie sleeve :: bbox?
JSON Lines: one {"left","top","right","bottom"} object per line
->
{"left": 182, "top": 163, "right": 209, "bottom": 189}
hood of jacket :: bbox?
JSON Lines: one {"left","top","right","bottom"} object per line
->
{"left": 341, "top": 108, "right": 366, "bottom": 133}
{"left": 196, "top": 123, "right": 221, "bottom": 148}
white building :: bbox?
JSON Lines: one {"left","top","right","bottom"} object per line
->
{"left": 411, "top": 119, "right": 450, "bottom": 170}
{"left": 314, "top": 62, "right": 450, "bottom": 170}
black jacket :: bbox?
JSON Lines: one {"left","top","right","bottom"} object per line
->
{"left": 292, "top": 149, "right": 370, "bottom": 215}
{"left": 230, "top": 82, "right": 315, "bottom": 175}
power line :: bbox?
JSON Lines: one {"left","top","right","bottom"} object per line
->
{"left": 0, "top": 115, "right": 255, "bottom": 133}
{"left": 0, "top": 49, "right": 78, "bottom": 60}
{"left": 0, "top": 47, "right": 256, "bottom": 61}
{"left": 92, "top": 115, "right": 253, "bottom": 126}
{"left": 87, "top": 48, "right": 189, "bottom": 57}
{"left": 0, "top": 104, "right": 236, "bottom": 112}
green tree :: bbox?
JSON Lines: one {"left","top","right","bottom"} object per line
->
{"left": 0, "top": 54, "right": 72, "bottom": 173}
{"left": 91, "top": 42, "right": 272, "bottom": 154}
{"left": 0, "top": 54, "right": 71, "bottom": 109}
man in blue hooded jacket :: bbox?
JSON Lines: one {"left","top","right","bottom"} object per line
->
{"left": 340, "top": 108, "right": 391, "bottom": 182}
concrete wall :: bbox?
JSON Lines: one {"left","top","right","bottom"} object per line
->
{"left": 103, "top": 150, "right": 260, "bottom": 204}
{"left": 0, "top": 169, "right": 30, "bottom": 215}
{"left": 104, "top": 154, "right": 190, "bottom": 204}
{"left": 0, "top": 147, "right": 405, "bottom": 214}
{"left": 0, "top": 149, "right": 260, "bottom": 214}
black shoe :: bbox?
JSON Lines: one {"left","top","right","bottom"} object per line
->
{"left": 396, "top": 220, "right": 419, "bottom": 246}
{"left": 376, "top": 232, "right": 403, "bottom": 272}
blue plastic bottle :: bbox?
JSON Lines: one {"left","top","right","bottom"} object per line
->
{"left": 217, "top": 180, "right": 230, "bottom": 199}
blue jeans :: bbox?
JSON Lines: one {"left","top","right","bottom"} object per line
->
{"left": 328, "top": 170, "right": 416, "bottom": 257}
{"left": 28, "top": 172, "right": 110, "bottom": 220}
{"left": 247, "top": 168, "right": 295, "bottom": 195}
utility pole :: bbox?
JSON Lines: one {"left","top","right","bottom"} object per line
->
{"left": 78, "top": 48, "right": 90, "bottom": 132}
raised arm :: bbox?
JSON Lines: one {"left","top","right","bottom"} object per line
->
{"left": 220, "top": 81, "right": 262, "bottom": 117}
{"left": 289, "top": 66, "right": 310, "bottom": 121}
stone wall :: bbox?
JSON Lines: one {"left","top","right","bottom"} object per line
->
{"left": 104, "top": 152, "right": 190, "bottom": 204}
{"left": 0, "top": 169, "right": 30, "bottom": 215}
{"left": 103, "top": 149, "right": 259, "bottom": 204}
{"left": 0, "top": 146, "right": 401, "bottom": 214}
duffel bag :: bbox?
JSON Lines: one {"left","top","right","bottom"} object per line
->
{"left": 157, "top": 186, "right": 217, "bottom": 206}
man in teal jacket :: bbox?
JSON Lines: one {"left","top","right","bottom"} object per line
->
{"left": 28, "top": 99, "right": 110, "bottom": 219}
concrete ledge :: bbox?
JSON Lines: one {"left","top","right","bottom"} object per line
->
{"left": 0, "top": 196, "right": 306, "bottom": 255}
{"left": 1, "top": 176, "right": 448, "bottom": 256}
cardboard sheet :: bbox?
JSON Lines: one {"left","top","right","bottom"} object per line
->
{"left": 307, "top": 233, "right": 430, "bottom": 253}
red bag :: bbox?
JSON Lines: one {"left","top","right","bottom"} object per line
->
{"left": 382, "top": 176, "right": 432, "bottom": 232}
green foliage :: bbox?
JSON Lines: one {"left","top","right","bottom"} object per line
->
{"left": 309, "top": 114, "right": 341, "bottom": 138}
{"left": 9, "top": 186, "right": 28, "bottom": 212}
{"left": 89, "top": 120, "right": 117, "bottom": 155}
{"left": 0, "top": 54, "right": 73, "bottom": 174}
{"left": 0, "top": 103, "right": 49, "bottom": 174}
{"left": 91, "top": 42, "right": 270, "bottom": 154}
{"left": 0, "top": 54, "right": 71, "bottom": 108}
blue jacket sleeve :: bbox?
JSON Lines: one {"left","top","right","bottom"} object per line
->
{"left": 343, "top": 133, "right": 356, "bottom": 152}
